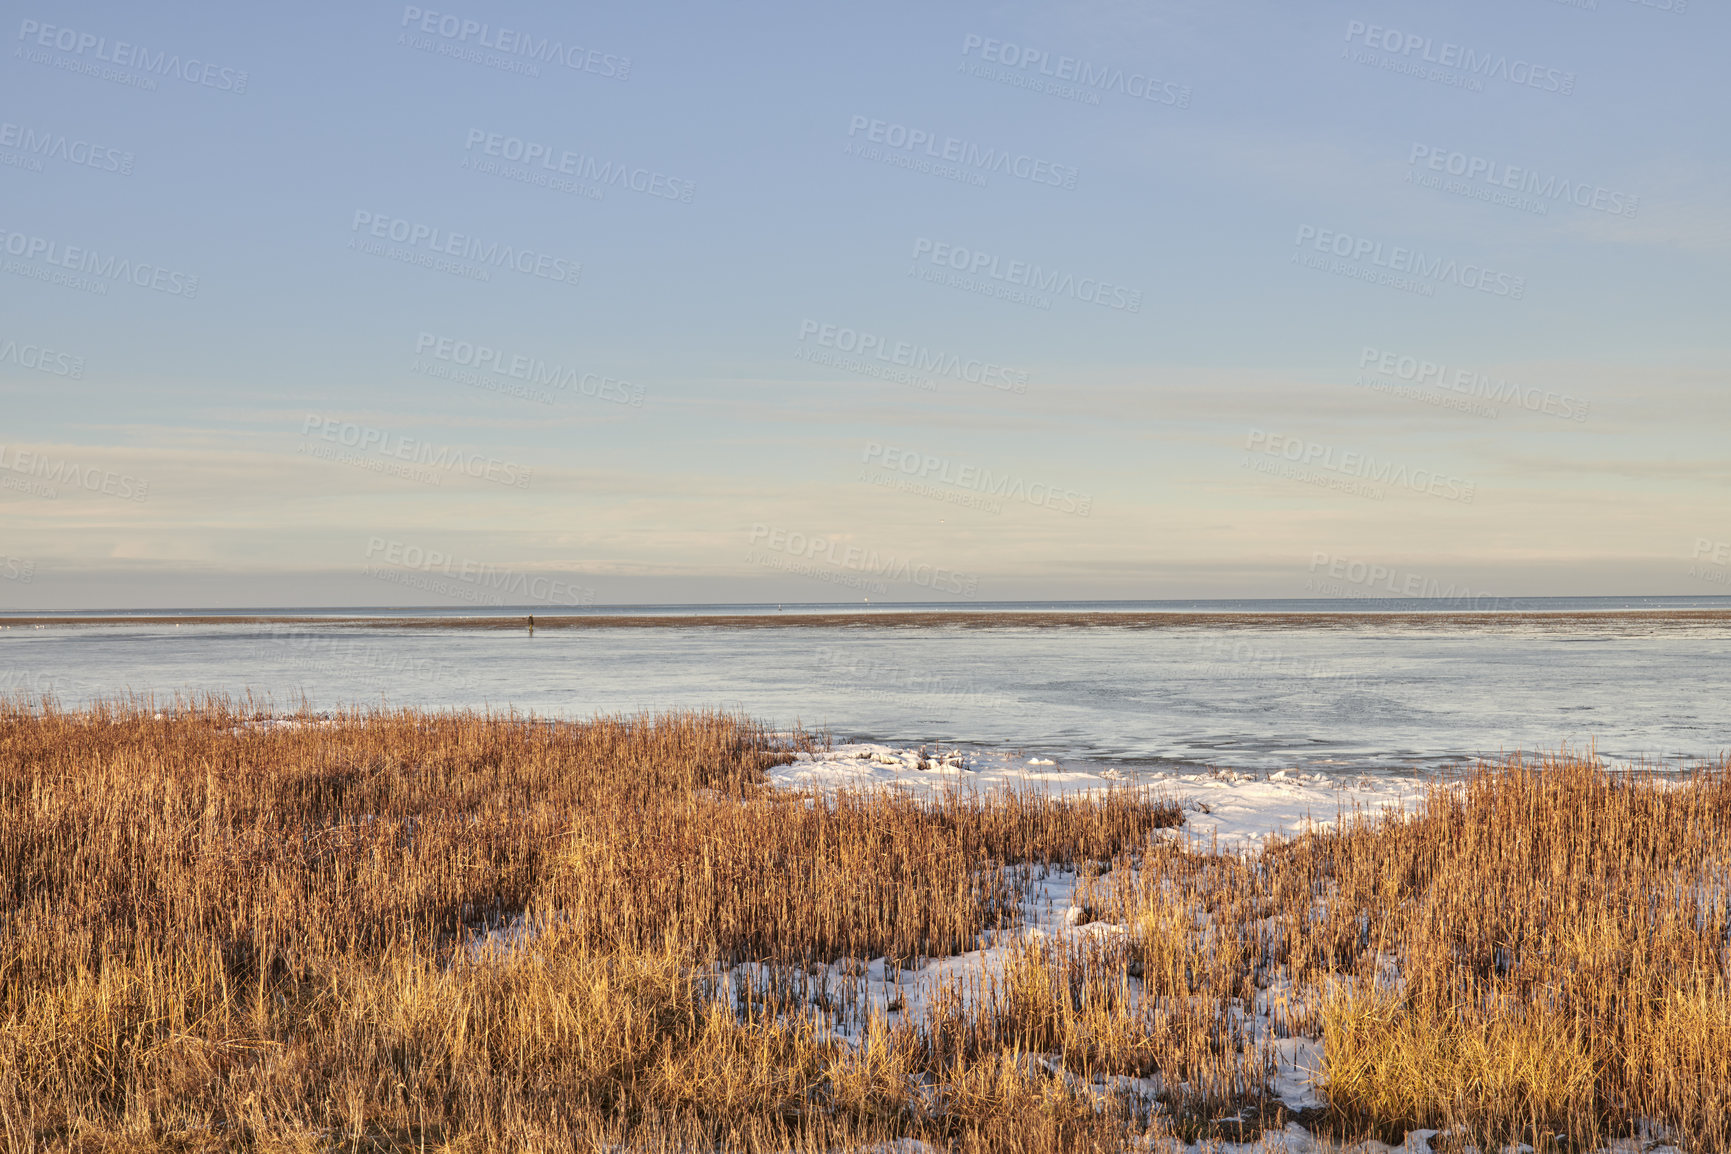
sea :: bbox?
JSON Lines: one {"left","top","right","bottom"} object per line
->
{"left": 4, "top": 598, "right": 1729, "bottom": 776}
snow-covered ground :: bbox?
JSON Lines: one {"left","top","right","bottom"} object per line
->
{"left": 770, "top": 742, "right": 1432, "bottom": 851}
{"left": 749, "top": 743, "right": 1414, "bottom": 1134}
{"left": 761, "top": 744, "right": 1686, "bottom": 1154}
{"left": 725, "top": 855, "right": 1330, "bottom": 1110}
{"left": 1138, "top": 1128, "right": 1681, "bottom": 1154}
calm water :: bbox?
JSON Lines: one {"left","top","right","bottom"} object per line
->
{"left": 4, "top": 600, "right": 1729, "bottom": 773}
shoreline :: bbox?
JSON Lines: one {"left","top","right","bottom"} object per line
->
{"left": 6, "top": 608, "right": 1731, "bottom": 630}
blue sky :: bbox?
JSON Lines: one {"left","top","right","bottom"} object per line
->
{"left": 2, "top": 0, "right": 1728, "bottom": 608}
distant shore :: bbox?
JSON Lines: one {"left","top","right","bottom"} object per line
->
{"left": 5, "top": 609, "right": 1731, "bottom": 631}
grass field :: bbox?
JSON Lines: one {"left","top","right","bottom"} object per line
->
{"left": 1, "top": 699, "right": 1725, "bottom": 1151}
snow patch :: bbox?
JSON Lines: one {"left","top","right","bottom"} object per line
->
{"left": 773, "top": 742, "right": 1429, "bottom": 851}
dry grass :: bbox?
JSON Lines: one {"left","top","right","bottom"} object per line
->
{"left": 0, "top": 698, "right": 1174, "bottom": 1151}
{"left": 1, "top": 699, "right": 1726, "bottom": 1151}
{"left": 1076, "top": 751, "right": 1731, "bottom": 1148}
{"left": 1306, "top": 756, "right": 1731, "bottom": 1146}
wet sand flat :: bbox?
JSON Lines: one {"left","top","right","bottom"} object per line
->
{"left": 5, "top": 609, "right": 1731, "bottom": 632}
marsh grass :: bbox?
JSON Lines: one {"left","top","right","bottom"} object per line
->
{"left": 1, "top": 699, "right": 1726, "bottom": 1151}
{"left": 0, "top": 698, "right": 1173, "bottom": 1151}
{"left": 1305, "top": 757, "right": 1731, "bottom": 1146}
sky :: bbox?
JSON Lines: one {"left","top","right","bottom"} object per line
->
{"left": 2, "top": 0, "right": 1728, "bottom": 609}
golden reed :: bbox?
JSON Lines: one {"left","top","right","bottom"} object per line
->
{"left": 0, "top": 698, "right": 1723, "bottom": 1151}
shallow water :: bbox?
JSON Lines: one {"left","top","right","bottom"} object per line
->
{"left": 5, "top": 602, "right": 1727, "bottom": 773}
